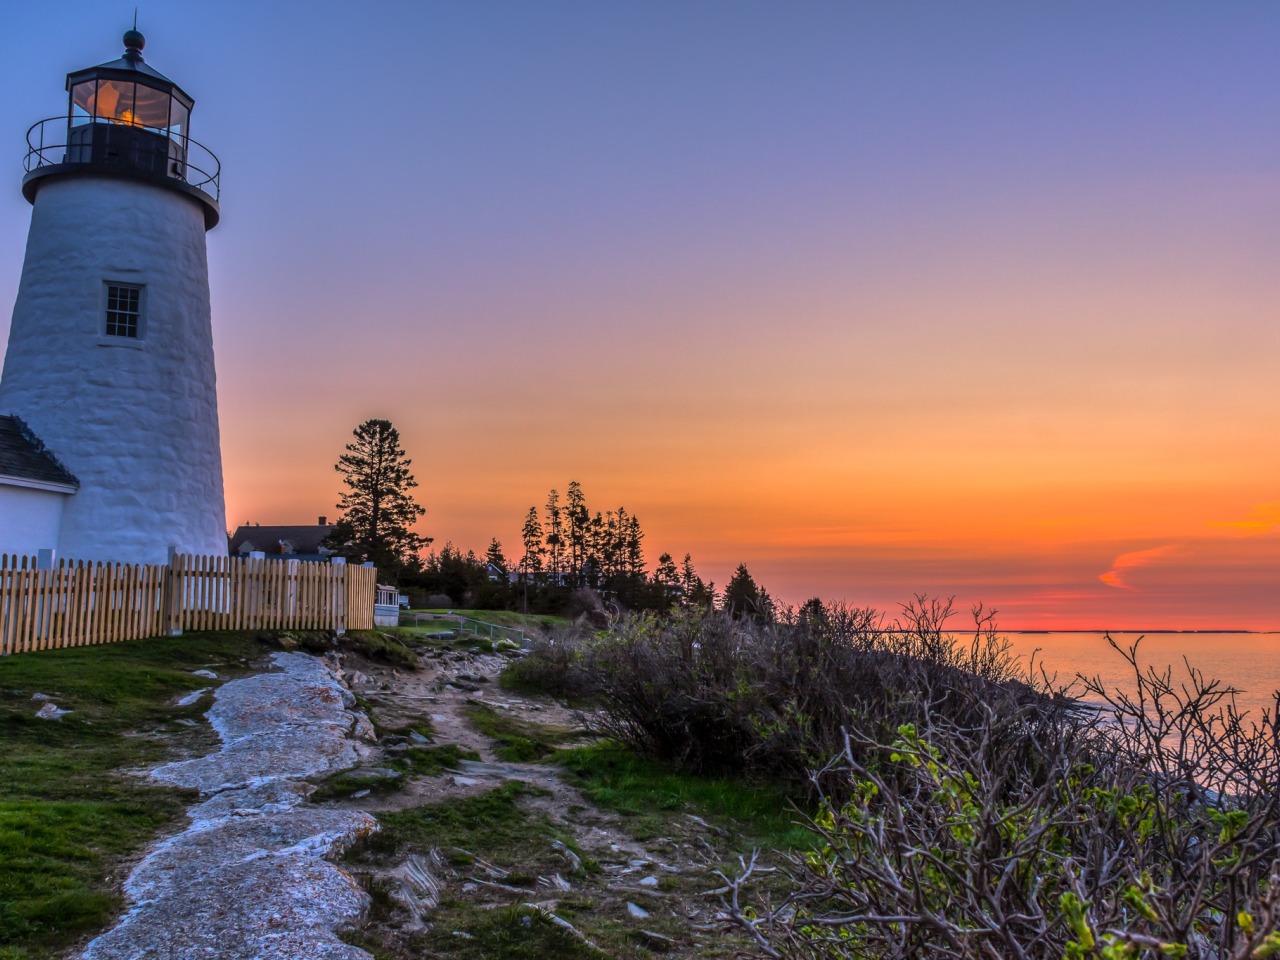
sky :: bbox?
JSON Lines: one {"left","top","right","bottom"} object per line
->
{"left": 1, "top": 2, "right": 1278, "bottom": 629}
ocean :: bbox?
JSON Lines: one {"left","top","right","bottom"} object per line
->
{"left": 1002, "top": 631, "right": 1280, "bottom": 720}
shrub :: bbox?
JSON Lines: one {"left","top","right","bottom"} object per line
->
{"left": 521, "top": 597, "right": 1039, "bottom": 790}
{"left": 720, "top": 637, "right": 1280, "bottom": 960}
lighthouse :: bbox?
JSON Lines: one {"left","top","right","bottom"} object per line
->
{"left": 0, "top": 29, "right": 226, "bottom": 565}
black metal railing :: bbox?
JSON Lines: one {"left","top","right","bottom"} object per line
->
{"left": 24, "top": 116, "right": 220, "bottom": 200}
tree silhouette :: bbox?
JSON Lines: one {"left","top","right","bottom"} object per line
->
{"left": 520, "top": 507, "right": 544, "bottom": 582}
{"left": 722, "top": 563, "right": 773, "bottom": 622}
{"left": 324, "top": 419, "right": 428, "bottom": 572}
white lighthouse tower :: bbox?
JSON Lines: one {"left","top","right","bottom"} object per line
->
{"left": 0, "top": 29, "right": 226, "bottom": 565}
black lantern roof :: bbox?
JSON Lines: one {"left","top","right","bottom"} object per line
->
{"left": 65, "top": 29, "right": 195, "bottom": 110}
{"left": 21, "top": 29, "right": 221, "bottom": 229}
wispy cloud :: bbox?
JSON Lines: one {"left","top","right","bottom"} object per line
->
{"left": 1099, "top": 544, "right": 1183, "bottom": 590}
{"left": 1208, "top": 501, "right": 1280, "bottom": 536}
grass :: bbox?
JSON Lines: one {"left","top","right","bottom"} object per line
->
{"left": 460, "top": 702, "right": 586, "bottom": 763}
{"left": 0, "top": 629, "right": 304, "bottom": 959}
{"left": 409, "top": 903, "right": 606, "bottom": 960}
{"left": 415, "top": 609, "right": 571, "bottom": 631}
{"left": 557, "top": 744, "right": 814, "bottom": 849}
{"left": 344, "top": 784, "right": 664, "bottom": 959}
{"left": 310, "top": 743, "right": 484, "bottom": 800}
{"left": 344, "top": 629, "right": 421, "bottom": 668}
{"left": 355, "top": 781, "right": 554, "bottom": 862}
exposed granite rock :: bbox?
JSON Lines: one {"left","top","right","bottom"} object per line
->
{"left": 81, "top": 653, "right": 378, "bottom": 960}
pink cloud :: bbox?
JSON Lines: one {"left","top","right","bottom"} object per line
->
{"left": 1099, "top": 543, "right": 1183, "bottom": 590}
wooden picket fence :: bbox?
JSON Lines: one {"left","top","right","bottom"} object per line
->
{"left": 0, "top": 553, "right": 377, "bottom": 656}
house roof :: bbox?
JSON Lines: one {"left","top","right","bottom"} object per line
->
{"left": 0, "top": 415, "right": 79, "bottom": 490}
{"left": 229, "top": 524, "right": 333, "bottom": 556}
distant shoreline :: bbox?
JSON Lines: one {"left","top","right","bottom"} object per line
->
{"left": 1006, "top": 629, "right": 1274, "bottom": 635}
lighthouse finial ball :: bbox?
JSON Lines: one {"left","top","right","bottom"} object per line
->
{"left": 123, "top": 28, "right": 145, "bottom": 55}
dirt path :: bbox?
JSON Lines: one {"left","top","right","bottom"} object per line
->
{"left": 324, "top": 640, "right": 757, "bottom": 958}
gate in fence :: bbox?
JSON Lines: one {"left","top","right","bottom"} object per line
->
{"left": 0, "top": 553, "right": 377, "bottom": 655}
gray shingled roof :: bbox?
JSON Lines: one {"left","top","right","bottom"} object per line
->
{"left": 0, "top": 415, "right": 78, "bottom": 488}
{"left": 229, "top": 524, "right": 333, "bottom": 557}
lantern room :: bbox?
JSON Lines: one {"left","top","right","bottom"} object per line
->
{"left": 22, "top": 29, "right": 220, "bottom": 227}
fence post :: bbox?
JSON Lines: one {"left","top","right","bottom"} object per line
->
{"left": 331, "top": 557, "right": 346, "bottom": 635}
{"left": 163, "top": 547, "right": 182, "bottom": 636}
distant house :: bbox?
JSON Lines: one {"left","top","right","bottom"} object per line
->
{"left": 228, "top": 517, "right": 334, "bottom": 562}
{"left": 486, "top": 561, "right": 508, "bottom": 582}
{"left": 0, "top": 415, "right": 79, "bottom": 557}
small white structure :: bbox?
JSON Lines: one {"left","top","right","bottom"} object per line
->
{"left": 0, "top": 415, "right": 78, "bottom": 557}
{"left": 374, "top": 584, "right": 400, "bottom": 627}
{"left": 0, "top": 29, "right": 226, "bottom": 565}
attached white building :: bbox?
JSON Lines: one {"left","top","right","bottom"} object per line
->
{"left": 0, "top": 415, "right": 79, "bottom": 557}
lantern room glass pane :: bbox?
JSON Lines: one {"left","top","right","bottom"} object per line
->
{"left": 131, "top": 84, "right": 171, "bottom": 129}
{"left": 71, "top": 80, "right": 96, "bottom": 119}
{"left": 168, "top": 99, "right": 189, "bottom": 139}
{"left": 94, "top": 80, "right": 137, "bottom": 124}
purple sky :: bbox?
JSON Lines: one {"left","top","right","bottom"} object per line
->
{"left": 2, "top": 4, "right": 1279, "bottom": 626}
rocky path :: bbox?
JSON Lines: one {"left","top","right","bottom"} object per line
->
{"left": 80, "top": 653, "right": 381, "bottom": 960}
{"left": 79, "top": 639, "right": 762, "bottom": 958}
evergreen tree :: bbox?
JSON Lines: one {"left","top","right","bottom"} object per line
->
{"left": 624, "top": 513, "right": 645, "bottom": 575}
{"left": 654, "top": 552, "right": 681, "bottom": 603}
{"left": 544, "top": 489, "right": 564, "bottom": 582}
{"left": 566, "top": 480, "right": 590, "bottom": 586}
{"left": 485, "top": 538, "right": 507, "bottom": 571}
{"left": 520, "top": 507, "right": 544, "bottom": 582}
{"left": 680, "top": 553, "right": 716, "bottom": 609}
{"left": 722, "top": 563, "right": 772, "bottom": 622}
{"left": 324, "top": 419, "right": 428, "bottom": 572}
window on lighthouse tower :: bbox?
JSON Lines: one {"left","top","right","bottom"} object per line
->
{"left": 105, "top": 284, "right": 143, "bottom": 338}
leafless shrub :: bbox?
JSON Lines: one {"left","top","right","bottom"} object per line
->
{"left": 530, "top": 597, "right": 1044, "bottom": 789}
{"left": 500, "top": 623, "right": 597, "bottom": 701}
{"left": 723, "top": 636, "right": 1280, "bottom": 959}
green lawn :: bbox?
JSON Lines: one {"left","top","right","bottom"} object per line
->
{"left": 0, "top": 630, "right": 304, "bottom": 960}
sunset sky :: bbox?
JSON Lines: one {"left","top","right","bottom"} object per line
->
{"left": 1, "top": 3, "right": 1278, "bottom": 629}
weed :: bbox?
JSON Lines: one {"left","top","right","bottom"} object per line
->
{"left": 355, "top": 873, "right": 398, "bottom": 922}
{"left": 558, "top": 744, "right": 812, "bottom": 849}
{"left": 403, "top": 743, "right": 480, "bottom": 775}
{"left": 415, "top": 903, "right": 603, "bottom": 959}
{"left": 311, "top": 743, "right": 483, "bottom": 799}
{"left": 344, "top": 630, "right": 420, "bottom": 669}
{"left": 352, "top": 782, "right": 549, "bottom": 860}
{"left": 460, "top": 702, "right": 584, "bottom": 763}
{"left": 337, "top": 929, "right": 402, "bottom": 960}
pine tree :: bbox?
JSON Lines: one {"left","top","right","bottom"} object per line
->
{"left": 566, "top": 480, "right": 589, "bottom": 587}
{"left": 722, "top": 563, "right": 773, "bottom": 622}
{"left": 520, "top": 507, "right": 544, "bottom": 583}
{"left": 485, "top": 538, "right": 507, "bottom": 571}
{"left": 680, "top": 553, "right": 716, "bottom": 609}
{"left": 544, "top": 489, "right": 563, "bottom": 583}
{"left": 654, "top": 552, "right": 680, "bottom": 603}
{"left": 624, "top": 513, "right": 645, "bottom": 575}
{"left": 324, "top": 419, "right": 428, "bottom": 572}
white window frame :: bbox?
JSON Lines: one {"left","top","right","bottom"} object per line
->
{"left": 101, "top": 281, "right": 146, "bottom": 343}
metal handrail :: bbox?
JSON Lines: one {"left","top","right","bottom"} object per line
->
{"left": 23, "top": 116, "right": 221, "bottom": 199}
{"left": 400, "top": 611, "right": 528, "bottom": 648}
